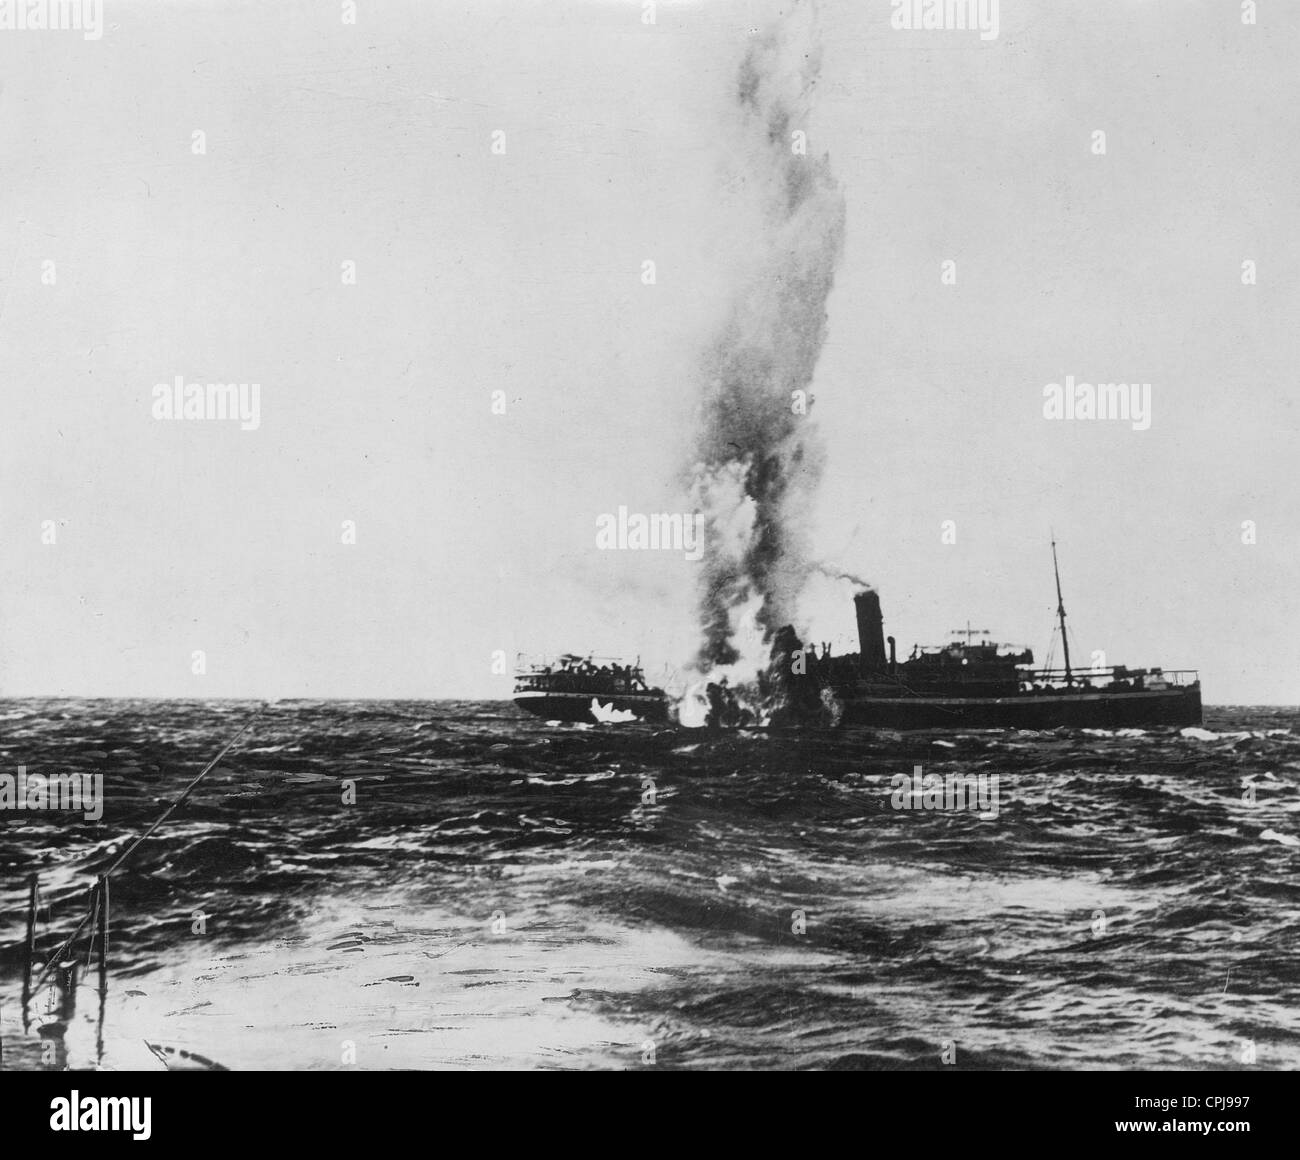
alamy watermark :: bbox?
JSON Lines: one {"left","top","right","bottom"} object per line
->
{"left": 151, "top": 377, "right": 261, "bottom": 430}
{"left": 0, "top": 0, "right": 102, "bottom": 39}
{"left": 0, "top": 766, "right": 103, "bottom": 821}
{"left": 890, "top": 0, "right": 999, "bottom": 41}
{"left": 1042, "top": 376, "right": 1151, "bottom": 431}
{"left": 596, "top": 506, "right": 704, "bottom": 561}
{"left": 890, "top": 765, "right": 1000, "bottom": 819}
{"left": 50, "top": 1092, "right": 151, "bottom": 1140}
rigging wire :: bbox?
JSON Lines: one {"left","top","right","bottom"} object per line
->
{"left": 28, "top": 703, "right": 269, "bottom": 997}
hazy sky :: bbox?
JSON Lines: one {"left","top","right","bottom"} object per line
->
{"left": 2, "top": 0, "right": 1297, "bottom": 703}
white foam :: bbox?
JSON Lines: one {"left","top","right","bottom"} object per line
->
{"left": 1179, "top": 727, "right": 1219, "bottom": 741}
{"left": 590, "top": 698, "right": 639, "bottom": 725}
{"left": 1260, "top": 829, "right": 1300, "bottom": 848}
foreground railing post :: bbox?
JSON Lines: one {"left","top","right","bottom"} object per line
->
{"left": 21, "top": 873, "right": 38, "bottom": 1033}
{"left": 96, "top": 875, "right": 109, "bottom": 1065}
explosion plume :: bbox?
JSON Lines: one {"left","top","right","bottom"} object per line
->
{"left": 688, "top": 0, "right": 847, "bottom": 679}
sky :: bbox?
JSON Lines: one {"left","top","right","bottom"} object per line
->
{"left": 1, "top": 0, "right": 1297, "bottom": 704}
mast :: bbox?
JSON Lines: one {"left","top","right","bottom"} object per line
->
{"left": 1051, "top": 535, "right": 1073, "bottom": 685}
{"left": 949, "top": 621, "right": 990, "bottom": 644}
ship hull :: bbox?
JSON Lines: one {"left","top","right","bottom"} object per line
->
{"left": 833, "top": 685, "right": 1201, "bottom": 730}
{"left": 512, "top": 690, "right": 669, "bottom": 724}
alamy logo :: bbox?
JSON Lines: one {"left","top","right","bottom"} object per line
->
{"left": 151, "top": 377, "right": 261, "bottom": 430}
{"left": 596, "top": 506, "right": 705, "bottom": 561}
{"left": 890, "top": 0, "right": 999, "bottom": 41}
{"left": 890, "top": 765, "right": 1000, "bottom": 819}
{"left": 0, "top": 766, "right": 103, "bottom": 821}
{"left": 0, "top": 0, "right": 102, "bottom": 40}
{"left": 50, "top": 1092, "right": 151, "bottom": 1140}
{"left": 1042, "top": 376, "right": 1152, "bottom": 431}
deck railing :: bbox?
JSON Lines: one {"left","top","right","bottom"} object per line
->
{"left": 1020, "top": 667, "right": 1199, "bottom": 688}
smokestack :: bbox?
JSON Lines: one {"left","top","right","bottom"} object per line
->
{"left": 854, "top": 590, "right": 887, "bottom": 674}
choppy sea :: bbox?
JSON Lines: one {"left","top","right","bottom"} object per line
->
{"left": 1, "top": 699, "right": 1297, "bottom": 1071}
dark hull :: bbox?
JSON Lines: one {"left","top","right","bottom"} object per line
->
{"left": 513, "top": 690, "right": 669, "bottom": 724}
{"left": 834, "top": 685, "right": 1202, "bottom": 730}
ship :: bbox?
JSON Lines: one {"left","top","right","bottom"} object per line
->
{"left": 778, "top": 540, "right": 1202, "bottom": 730}
{"left": 512, "top": 654, "right": 669, "bottom": 724}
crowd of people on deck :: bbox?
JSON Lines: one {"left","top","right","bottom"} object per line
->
{"left": 522, "top": 656, "right": 649, "bottom": 694}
